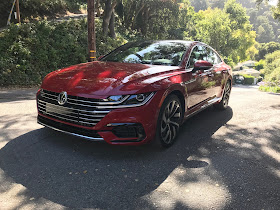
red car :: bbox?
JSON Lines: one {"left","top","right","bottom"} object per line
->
{"left": 37, "top": 40, "right": 232, "bottom": 147}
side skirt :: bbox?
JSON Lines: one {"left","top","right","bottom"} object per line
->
{"left": 183, "top": 96, "right": 222, "bottom": 121}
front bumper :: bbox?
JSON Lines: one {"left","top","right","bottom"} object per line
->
{"left": 37, "top": 90, "right": 164, "bottom": 145}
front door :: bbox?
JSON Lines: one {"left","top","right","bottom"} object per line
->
{"left": 184, "top": 45, "right": 215, "bottom": 108}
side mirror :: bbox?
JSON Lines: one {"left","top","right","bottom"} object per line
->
{"left": 192, "top": 60, "right": 213, "bottom": 73}
{"left": 98, "top": 55, "right": 104, "bottom": 60}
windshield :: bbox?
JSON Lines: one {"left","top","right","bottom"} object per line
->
{"left": 101, "top": 41, "right": 190, "bottom": 66}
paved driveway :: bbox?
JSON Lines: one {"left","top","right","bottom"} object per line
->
{"left": 0, "top": 86, "right": 279, "bottom": 210}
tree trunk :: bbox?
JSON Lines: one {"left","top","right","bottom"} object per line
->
{"left": 109, "top": 10, "right": 116, "bottom": 38}
{"left": 141, "top": 6, "right": 150, "bottom": 36}
{"left": 102, "top": 0, "right": 117, "bottom": 36}
{"left": 132, "top": 3, "right": 145, "bottom": 30}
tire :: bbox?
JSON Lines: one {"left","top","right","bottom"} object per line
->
{"left": 214, "top": 81, "right": 231, "bottom": 110}
{"left": 155, "top": 95, "right": 183, "bottom": 148}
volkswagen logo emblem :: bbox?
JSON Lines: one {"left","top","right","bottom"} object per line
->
{"left": 57, "top": 91, "right": 68, "bottom": 105}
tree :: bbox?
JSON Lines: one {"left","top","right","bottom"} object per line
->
{"left": 210, "top": 0, "right": 226, "bottom": 8}
{"left": 195, "top": 8, "right": 233, "bottom": 56}
{"left": 102, "top": 0, "right": 118, "bottom": 38}
{"left": 256, "top": 41, "right": 280, "bottom": 60}
{"left": 257, "top": 0, "right": 280, "bottom": 20}
{"left": 224, "top": 0, "right": 249, "bottom": 29}
{"left": 195, "top": 0, "right": 256, "bottom": 63}
{"left": 260, "top": 50, "right": 280, "bottom": 85}
{"left": 120, "top": 0, "right": 196, "bottom": 39}
{"left": 190, "top": 0, "right": 209, "bottom": 12}
{"left": 256, "top": 16, "right": 275, "bottom": 42}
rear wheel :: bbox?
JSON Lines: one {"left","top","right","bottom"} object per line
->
{"left": 214, "top": 81, "right": 231, "bottom": 110}
{"left": 155, "top": 95, "right": 183, "bottom": 148}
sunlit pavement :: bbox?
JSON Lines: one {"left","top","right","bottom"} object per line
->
{"left": 0, "top": 85, "right": 279, "bottom": 209}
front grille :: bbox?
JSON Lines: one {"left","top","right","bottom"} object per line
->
{"left": 38, "top": 115, "right": 102, "bottom": 139}
{"left": 37, "top": 89, "right": 111, "bottom": 127}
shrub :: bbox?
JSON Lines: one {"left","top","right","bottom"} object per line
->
{"left": 240, "top": 74, "right": 255, "bottom": 85}
{"left": 259, "top": 85, "right": 280, "bottom": 93}
{"left": 0, "top": 19, "right": 126, "bottom": 86}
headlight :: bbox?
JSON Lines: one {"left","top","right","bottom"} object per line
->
{"left": 124, "top": 93, "right": 153, "bottom": 105}
{"left": 107, "top": 95, "right": 125, "bottom": 102}
{"left": 105, "top": 92, "right": 155, "bottom": 106}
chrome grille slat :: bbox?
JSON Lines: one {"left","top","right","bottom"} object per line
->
{"left": 38, "top": 105, "right": 79, "bottom": 120}
{"left": 39, "top": 109, "right": 97, "bottom": 126}
{"left": 41, "top": 95, "right": 57, "bottom": 102}
{"left": 38, "top": 99, "right": 110, "bottom": 114}
{"left": 78, "top": 117, "right": 102, "bottom": 122}
{"left": 67, "top": 95, "right": 130, "bottom": 105}
{"left": 42, "top": 92, "right": 58, "bottom": 98}
{"left": 38, "top": 104, "right": 76, "bottom": 115}
{"left": 38, "top": 90, "right": 111, "bottom": 127}
{"left": 78, "top": 112, "right": 107, "bottom": 117}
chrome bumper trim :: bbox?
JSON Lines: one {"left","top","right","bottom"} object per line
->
{"left": 38, "top": 121, "right": 104, "bottom": 141}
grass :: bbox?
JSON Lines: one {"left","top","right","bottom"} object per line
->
{"left": 259, "top": 85, "right": 280, "bottom": 93}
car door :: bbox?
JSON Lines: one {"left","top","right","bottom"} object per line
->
{"left": 184, "top": 45, "right": 215, "bottom": 108}
{"left": 205, "top": 47, "right": 227, "bottom": 98}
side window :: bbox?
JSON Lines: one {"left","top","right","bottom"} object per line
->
{"left": 188, "top": 45, "right": 208, "bottom": 68}
{"left": 206, "top": 47, "right": 222, "bottom": 64}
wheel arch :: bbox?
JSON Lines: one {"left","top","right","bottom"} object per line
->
{"left": 159, "top": 84, "right": 187, "bottom": 115}
{"left": 169, "top": 90, "right": 186, "bottom": 114}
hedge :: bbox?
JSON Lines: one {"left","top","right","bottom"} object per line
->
{"left": 0, "top": 19, "right": 126, "bottom": 86}
{"left": 259, "top": 85, "right": 280, "bottom": 93}
{"left": 240, "top": 74, "right": 255, "bottom": 85}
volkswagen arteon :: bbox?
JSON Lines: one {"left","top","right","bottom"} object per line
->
{"left": 37, "top": 40, "right": 232, "bottom": 147}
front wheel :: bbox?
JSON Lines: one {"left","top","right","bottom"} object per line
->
{"left": 214, "top": 81, "right": 231, "bottom": 110}
{"left": 155, "top": 95, "right": 183, "bottom": 148}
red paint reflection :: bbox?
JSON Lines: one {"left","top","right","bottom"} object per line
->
{"left": 170, "top": 75, "right": 182, "bottom": 83}
{"left": 98, "top": 70, "right": 112, "bottom": 78}
{"left": 68, "top": 71, "right": 84, "bottom": 89}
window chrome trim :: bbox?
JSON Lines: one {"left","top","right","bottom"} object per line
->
{"left": 38, "top": 121, "right": 104, "bottom": 141}
{"left": 185, "top": 43, "right": 223, "bottom": 70}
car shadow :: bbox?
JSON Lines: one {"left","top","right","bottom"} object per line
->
{"left": 0, "top": 107, "right": 233, "bottom": 209}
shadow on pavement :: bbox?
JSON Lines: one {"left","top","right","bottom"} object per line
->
{"left": 0, "top": 107, "right": 244, "bottom": 209}
{"left": 0, "top": 89, "right": 37, "bottom": 103}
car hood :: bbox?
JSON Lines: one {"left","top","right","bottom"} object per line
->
{"left": 41, "top": 61, "right": 181, "bottom": 98}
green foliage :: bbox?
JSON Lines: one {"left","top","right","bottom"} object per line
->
{"left": 210, "top": 0, "right": 226, "bottom": 9}
{"left": 259, "top": 85, "right": 280, "bottom": 93}
{"left": 0, "top": 0, "right": 86, "bottom": 27}
{"left": 0, "top": 19, "right": 126, "bottom": 86}
{"left": 120, "top": 0, "right": 196, "bottom": 40}
{"left": 190, "top": 0, "right": 210, "bottom": 12}
{"left": 260, "top": 50, "right": 280, "bottom": 85}
{"left": 247, "top": 1, "right": 280, "bottom": 43}
{"left": 257, "top": 0, "right": 280, "bottom": 20}
{"left": 256, "top": 42, "right": 280, "bottom": 60}
{"left": 240, "top": 74, "right": 255, "bottom": 85}
{"left": 194, "top": 1, "right": 256, "bottom": 63}
{"left": 254, "top": 59, "right": 265, "bottom": 70}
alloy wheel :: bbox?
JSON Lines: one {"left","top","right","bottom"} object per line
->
{"left": 223, "top": 82, "right": 231, "bottom": 108}
{"left": 160, "top": 100, "right": 182, "bottom": 145}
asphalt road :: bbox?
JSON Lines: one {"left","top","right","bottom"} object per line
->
{"left": 0, "top": 86, "right": 279, "bottom": 210}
